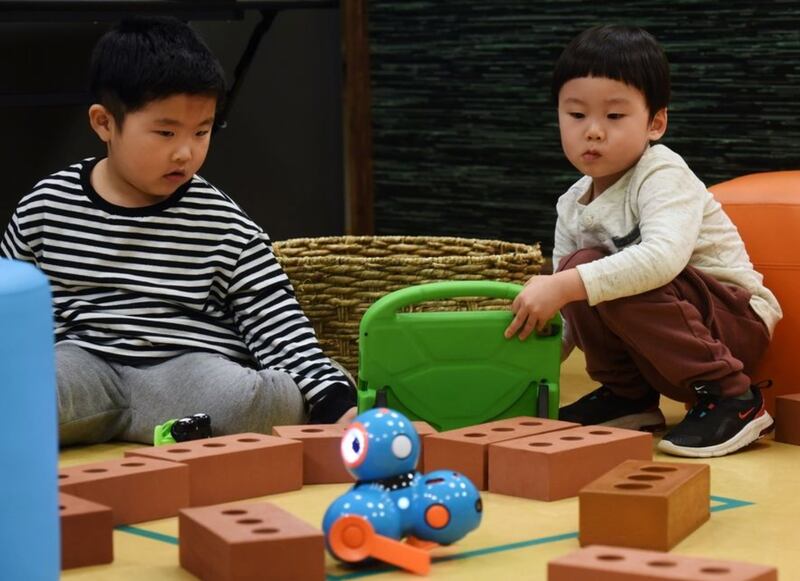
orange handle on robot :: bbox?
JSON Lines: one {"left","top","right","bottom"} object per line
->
{"left": 328, "top": 515, "right": 431, "bottom": 575}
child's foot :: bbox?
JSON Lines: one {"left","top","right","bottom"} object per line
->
{"left": 657, "top": 382, "right": 773, "bottom": 458}
{"left": 558, "top": 385, "right": 666, "bottom": 431}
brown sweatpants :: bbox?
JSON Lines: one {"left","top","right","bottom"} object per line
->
{"left": 559, "top": 248, "right": 770, "bottom": 403}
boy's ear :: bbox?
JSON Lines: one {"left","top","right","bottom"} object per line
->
{"left": 648, "top": 108, "right": 668, "bottom": 141}
{"left": 88, "top": 104, "right": 115, "bottom": 143}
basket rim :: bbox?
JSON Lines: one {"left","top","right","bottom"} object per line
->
{"left": 272, "top": 255, "right": 541, "bottom": 265}
{"left": 273, "top": 235, "right": 542, "bottom": 263}
{"left": 273, "top": 235, "right": 539, "bottom": 249}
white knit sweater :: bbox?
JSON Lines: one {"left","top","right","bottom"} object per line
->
{"left": 553, "top": 144, "right": 782, "bottom": 337}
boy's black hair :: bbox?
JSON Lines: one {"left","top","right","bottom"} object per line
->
{"left": 89, "top": 16, "right": 226, "bottom": 126}
{"left": 552, "top": 25, "right": 670, "bottom": 118}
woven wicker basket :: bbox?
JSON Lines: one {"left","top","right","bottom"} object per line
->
{"left": 272, "top": 235, "right": 543, "bottom": 377}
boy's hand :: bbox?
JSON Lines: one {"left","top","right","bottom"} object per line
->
{"left": 335, "top": 406, "right": 358, "bottom": 424}
{"left": 504, "top": 270, "right": 587, "bottom": 341}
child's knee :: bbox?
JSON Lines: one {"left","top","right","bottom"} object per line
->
{"left": 261, "top": 371, "right": 306, "bottom": 423}
{"left": 556, "top": 247, "right": 607, "bottom": 272}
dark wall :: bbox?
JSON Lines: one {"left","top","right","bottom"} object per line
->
{"left": 368, "top": 1, "right": 800, "bottom": 255}
{"left": 0, "top": 9, "right": 344, "bottom": 241}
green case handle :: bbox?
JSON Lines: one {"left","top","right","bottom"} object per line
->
{"left": 360, "top": 280, "right": 523, "bottom": 326}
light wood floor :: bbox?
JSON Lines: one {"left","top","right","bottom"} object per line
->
{"left": 60, "top": 351, "right": 800, "bottom": 580}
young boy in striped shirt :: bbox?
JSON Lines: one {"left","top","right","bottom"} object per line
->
{"left": 1, "top": 17, "right": 356, "bottom": 445}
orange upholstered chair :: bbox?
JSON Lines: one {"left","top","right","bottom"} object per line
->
{"left": 709, "top": 171, "right": 800, "bottom": 414}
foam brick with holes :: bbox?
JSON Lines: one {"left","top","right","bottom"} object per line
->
{"left": 424, "top": 416, "right": 578, "bottom": 490}
{"left": 58, "top": 457, "right": 190, "bottom": 525}
{"left": 272, "top": 424, "right": 355, "bottom": 484}
{"left": 548, "top": 544, "right": 777, "bottom": 580}
{"left": 488, "top": 425, "right": 653, "bottom": 501}
{"left": 179, "top": 501, "right": 325, "bottom": 581}
{"left": 273, "top": 421, "right": 437, "bottom": 484}
{"left": 579, "top": 459, "right": 710, "bottom": 551}
{"left": 125, "top": 433, "right": 302, "bottom": 506}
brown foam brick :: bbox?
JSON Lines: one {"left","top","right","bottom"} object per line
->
{"left": 125, "top": 433, "right": 302, "bottom": 506}
{"left": 60, "top": 493, "right": 113, "bottom": 570}
{"left": 272, "top": 424, "right": 353, "bottom": 484}
{"left": 579, "top": 459, "right": 710, "bottom": 551}
{"left": 180, "top": 501, "right": 325, "bottom": 581}
{"left": 424, "top": 416, "right": 578, "bottom": 490}
{"left": 58, "top": 457, "right": 189, "bottom": 525}
{"left": 548, "top": 545, "right": 777, "bottom": 581}
{"left": 272, "top": 421, "right": 436, "bottom": 484}
{"left": 488, "top": 426, "right": 652, "bottom": 501}
{"left": 412, "top": 420, "right": 437, "bottom": 472}
{"left": 775, "top": 393, "right": 800, "bottom": 445}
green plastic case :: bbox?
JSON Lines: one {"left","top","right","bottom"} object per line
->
{"left": 357, "top": 281, "right": 561, "bottom": 431}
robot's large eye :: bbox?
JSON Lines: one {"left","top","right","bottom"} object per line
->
{"left": 391, "top": 434, "right": 413, "bottom": 459}
{"left": 341, "top": 423, "right": 368, "bottom": 467}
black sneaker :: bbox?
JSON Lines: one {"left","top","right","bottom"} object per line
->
{"left": 559, "top": 385, "right": 666, "bottom": 431}
{"left": 657, "top": 381, "right": 774, "bottom": 458}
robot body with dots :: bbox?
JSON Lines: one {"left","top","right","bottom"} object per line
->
{"left": 322, "top": 408, "right": 482, "bottom": 574}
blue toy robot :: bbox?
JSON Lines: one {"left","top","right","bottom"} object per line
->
{"left": 323, "top": 408, "right": 482, "bottom": 574}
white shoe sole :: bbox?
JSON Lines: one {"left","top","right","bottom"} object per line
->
{"left": 599, "top": 409, "right": 666, "bottom": 432}
{"left": 657, "top": 411, "right": 774, "bottom": 458}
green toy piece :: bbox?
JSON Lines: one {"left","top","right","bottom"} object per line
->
{"left": 357, "top": 280, "right": 562, "bottom": 431}
{"left": 153, "top": 413, "right": 213, "bottom": 445}
{"left": 153, "top": 419, "right": 178, "bottom": 446}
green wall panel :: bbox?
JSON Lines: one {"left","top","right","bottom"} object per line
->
{"left": 368, "top": 1, "right": 800, "bottom": 254}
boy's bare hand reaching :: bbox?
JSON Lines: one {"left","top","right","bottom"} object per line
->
{"left": 504, "top": 270, "right": 587, "bottom": 341}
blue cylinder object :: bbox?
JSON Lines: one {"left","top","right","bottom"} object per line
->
{"left": 0, "top": 259, "right": 60, "bottom": 579}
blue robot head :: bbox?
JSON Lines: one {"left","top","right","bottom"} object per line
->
{"left": 340, "top": 408, "right": 421, "bottom": 481}
{"left": 408, "top": 470, "right": 483, "bottom": 545}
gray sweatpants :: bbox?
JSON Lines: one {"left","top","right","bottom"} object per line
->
{"left": 57, "top": 342, "right": 307, "bottom": 446}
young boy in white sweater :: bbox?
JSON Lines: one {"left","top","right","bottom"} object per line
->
{"left": 504, "top": 25, "right": 781, "bottom": 458}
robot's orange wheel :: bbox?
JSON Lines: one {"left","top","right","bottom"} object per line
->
{"left": 329, "top": 516, "right": 375, "bottom": 562}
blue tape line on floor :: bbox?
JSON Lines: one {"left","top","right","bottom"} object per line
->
{"left": 710, "top": 494, "right": 754, "bottom": 512}
{"left": 115, "top": 494, "right": 754, "bottom": 580}
{"left": 116, "top": 525, "right": 179, "bottom": 545}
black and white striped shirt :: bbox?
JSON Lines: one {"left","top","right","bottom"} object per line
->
{"left": 1, "top": 158, "right": 354, "bottom": 422}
